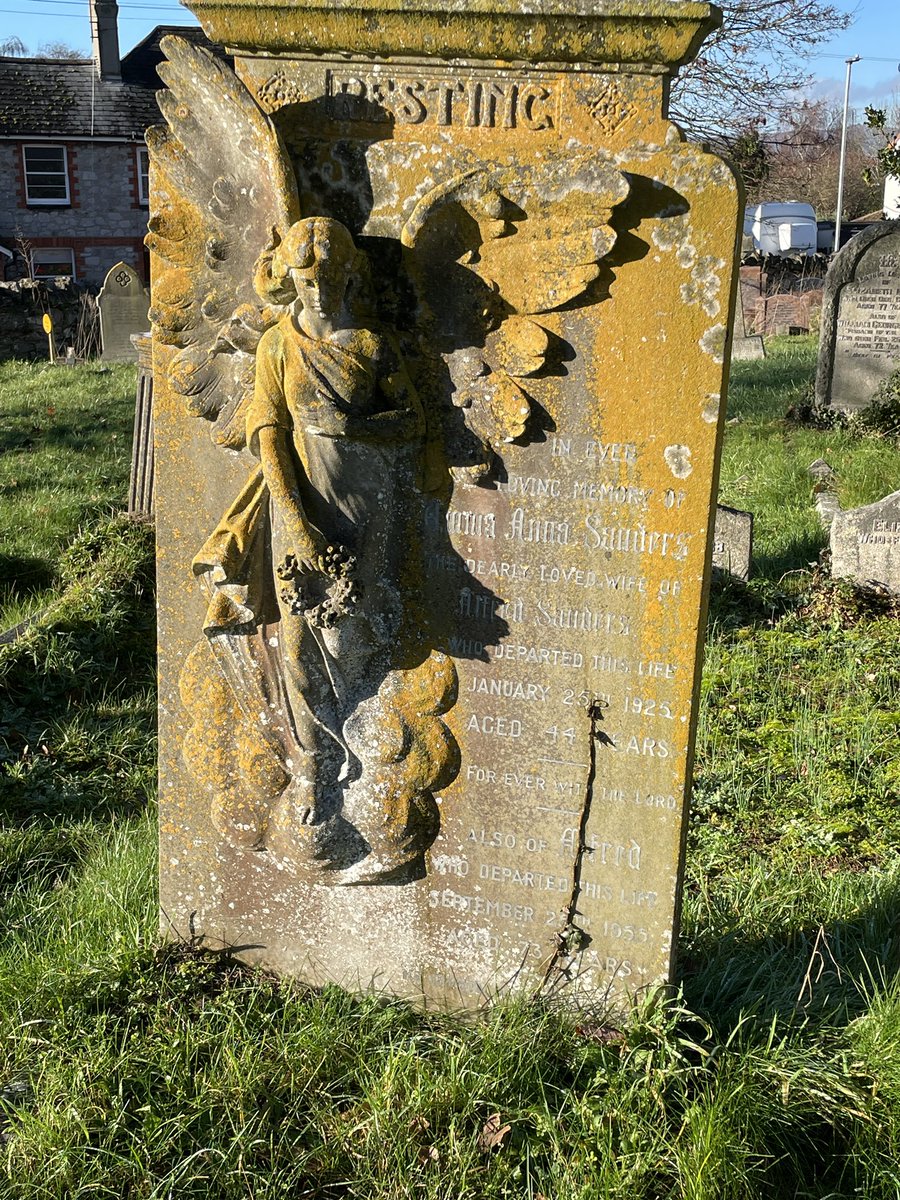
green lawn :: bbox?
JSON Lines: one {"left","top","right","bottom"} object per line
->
{"left": 1, "top": 344, "right": 900, "bottom": 1198}
{"left": 0, "top": 360, "right": 136, "bottom": 631}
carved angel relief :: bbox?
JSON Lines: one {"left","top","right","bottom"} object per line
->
{"left": 148, "top": 37, "right": 628, "bottom": 885}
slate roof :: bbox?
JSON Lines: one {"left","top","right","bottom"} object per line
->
{"left": 0, "top": 27, "right": 228, "bottom": 140}
{"left": 121, "top": 25, "right": 229, "bottom": 89}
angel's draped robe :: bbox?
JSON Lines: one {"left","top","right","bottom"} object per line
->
{"left": 191, "top": 314, "right": 413, "bottom": 767}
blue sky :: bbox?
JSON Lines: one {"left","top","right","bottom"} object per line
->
{"left": 803, "top": 0, "right": 900, "bottom": 109}
{"left": 1, "top": 0, "right": 898, "bottom": 111}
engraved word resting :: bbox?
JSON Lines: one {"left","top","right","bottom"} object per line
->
{"left": 325, "top": 69, "right": 557, "bottom": 130}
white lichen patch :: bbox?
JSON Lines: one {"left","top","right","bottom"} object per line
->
{"left": 700, "top": 324, "right": 727, "bottom": 364}
{"left": 680, "top": 254, "right": 725, "bottom": 317}
{"left": 651, "top": 212, "right": 690, "bottom": 253}
{"left": 664, "top": 445, "right": 693, "bottom": 479}
{"left": 701, "top": 392, "right": 721, "bottom": 423}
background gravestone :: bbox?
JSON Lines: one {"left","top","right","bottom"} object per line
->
{"left": 730, "top": 283, "right": 765, "bottom": 362}
{"left": 815, "top": 222, "right": 900, "bottom": 414}
{"left": 98, "top": 262, "right": 149, "bottom": 362}
{"left": 712, "top": 504, "right": 753, "bottom": 580}
{"left": 150, "top": 0, "right": 741, "bottom": 1010}
{"left": 831, "top": 490, "right": 900, "bottom": 592}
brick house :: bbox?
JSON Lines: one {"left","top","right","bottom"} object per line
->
{"left": 0, "top": 3, "right": 223, "bottom": 286}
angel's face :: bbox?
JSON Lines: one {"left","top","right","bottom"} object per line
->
{"left": 289, "top": 254, "right": 350, "bottom": 321}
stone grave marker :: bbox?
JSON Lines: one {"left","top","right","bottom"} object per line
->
{"left": 816, "top": 222, "right": 900, "bottom": 414}
{"left": 831, "top": 490, "right": 900, "bottom": 592}
{"left": 730, "top": 281, "right": 765, "bottom": 362}
{"left": 712, "top": 505, "right": 753, "bottom": 580}
{"left": 808, "top": 458, "right": 841, "bottom": 530}
{"left": 98, "top": 262, "right": 149, "bottom": 362}
{"left": 149, "top": 0, "right": 740, "bottom": 1010}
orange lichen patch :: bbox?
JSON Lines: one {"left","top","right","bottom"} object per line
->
{"left": 179, "top": 640, "right": 288, "bottom": 847}
{"left": 188, "top": 0, "right": 719, "bottom": 71}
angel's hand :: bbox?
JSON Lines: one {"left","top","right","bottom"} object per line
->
{"left": 290, "top": 527, "right": 327, "bottom": 575}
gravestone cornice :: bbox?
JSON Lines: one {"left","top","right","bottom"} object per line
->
{"left": 182, "top": 0, "right": 720, "bottom": 71}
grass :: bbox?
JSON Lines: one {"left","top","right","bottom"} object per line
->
{"left": 1, "top": 342, "right": 900, "bottom": 1196}
{"left": 718, "top": 336, "right": 900, "bottom": 577}
{"left": 0, "top": 359, "right": 136, "bottom": 631}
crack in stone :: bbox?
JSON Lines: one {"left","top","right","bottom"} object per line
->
{"left": 540, "top": 697, "right": 608, "bottom": 992}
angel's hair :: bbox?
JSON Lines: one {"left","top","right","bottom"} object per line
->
{"left": 272, "top": 217, "right": 356, "bottom": 280}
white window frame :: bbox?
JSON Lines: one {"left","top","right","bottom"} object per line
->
{"left": 23, "top": 144, "right": 70, "bottom": 206}
{"left": 137, "top": 146, "right": 150, "bottom": 206}
{"left": 31, "top": 247, "right": 76, "bottom": 280}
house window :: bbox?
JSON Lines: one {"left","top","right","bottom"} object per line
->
{"left": 137, "top": 146, "right": 150, "bottom": 206}
{"left": 23, "top": 145, "right": 70, "bottom": 204}
{"left": 31, "top": 247, "right": 76, "bottom": 279}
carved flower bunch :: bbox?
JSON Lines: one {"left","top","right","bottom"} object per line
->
{"left": 277, "top": 545, "right": 362, "bottom": 628}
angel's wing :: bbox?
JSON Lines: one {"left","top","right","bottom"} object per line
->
{"left": 146, "top": 36, "right": 301, "bottom": 448}
{"left": 401, "top": 156, "right": 629, "bottom": 472}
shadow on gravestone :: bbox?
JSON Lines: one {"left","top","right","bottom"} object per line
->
{"left": 815, "top": 221, "right": 900, "bottom": 415}
{"left": 98, "top": 262, "right": 150, "bottom": 363}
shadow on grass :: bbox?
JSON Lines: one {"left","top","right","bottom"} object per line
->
{"left": 680, "top": 868, "right": 900, "bottom": 1032}
{"left": 0, "top": 553, "right": 55, "bottom": 603}
{"left": 754, "top": 529, "right": 826, "bottom": 581}
{"left": 0, "top": 520, "right": 157, "bottom": 830}
{"left": 727, "top": 339, "right": 817, "bottom": 423}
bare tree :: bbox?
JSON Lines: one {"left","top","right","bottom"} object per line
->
{"left": 0, "top": 36, "right": 28, "bottom": 56}
{"left": 37, "top": 41, "right": 90, "bottom": 60}
{"left": 671, "top": 0, "right": 852, "bottom": 144}
{"left": 756, "top": 100, "right": 883, "bottom": 218}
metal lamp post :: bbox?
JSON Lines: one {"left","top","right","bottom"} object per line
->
{"left": 834, "top": 54, "right": 860, "bottom": 253}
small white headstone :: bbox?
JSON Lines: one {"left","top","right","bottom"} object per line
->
{"left": 98, "top": 262, "right": 149, "bottom": 362}
{"left": 712, "top": 504, "right": 753, "bottom": 580}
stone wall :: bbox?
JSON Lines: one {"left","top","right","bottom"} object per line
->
{"left": 0, "top": 278, "right": 98, "bottom": 360}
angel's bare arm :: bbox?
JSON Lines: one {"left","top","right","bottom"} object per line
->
{"left": 256, "top": 426, "right": 323, "bottom": 570}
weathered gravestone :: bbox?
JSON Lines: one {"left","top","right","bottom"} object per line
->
{"left": 808, "top": 458, "right": 841, "bottom": 531}
{"left": 816, "top": 222, "right": 900, "bottom": 414}
{"left": 149, "top": 0, "right": 740, "bottom": 1009}
{"left": 712, "top": 504, "right": 753, "bottom": 580}
{"left": 831, "top": 490, "right": 900, "bottom": 592}
{"left": 730, "top": 281, "right": 765, "bottom": 362}
{"left": 98, "top": 262, "right": 149, "bottom": 362}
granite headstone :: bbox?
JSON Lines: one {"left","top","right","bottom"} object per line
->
{"left": 712, "top": 504, "right": 753, "bottom": 580}
{"left": 816, "top": 222, "right": 900, "bottom": 414}
{"left": 98, "top": 262, "right": 149, "bottom": 363}
{"left": 150, "top": 0, "right": 741, "bottom": 1010}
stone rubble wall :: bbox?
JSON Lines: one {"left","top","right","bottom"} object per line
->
{"left": 0, "top": 278, "right": 98, "bottom": 361}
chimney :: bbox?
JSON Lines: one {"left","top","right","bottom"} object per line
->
{"left": 90, "top": 0, "right": 121, "bottom": 81}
